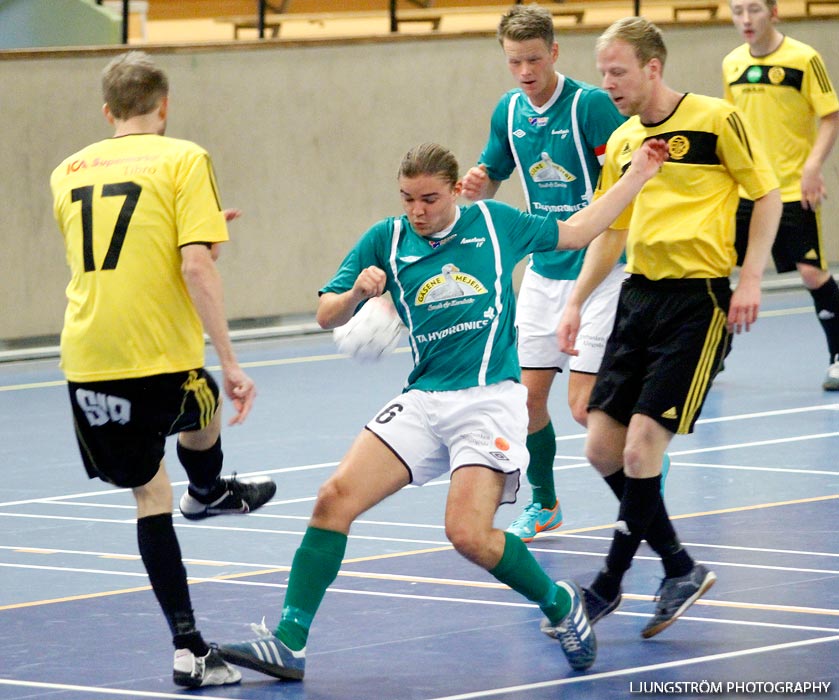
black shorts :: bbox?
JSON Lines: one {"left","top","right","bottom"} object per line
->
{"left": 589, "top": 275, "right": 732, "bottom": 435}
{"left": 67, "top": 369, "right": 220, "bottom": 488}
{"left": 735, "top": 199, "right": 826, "bottom": 273}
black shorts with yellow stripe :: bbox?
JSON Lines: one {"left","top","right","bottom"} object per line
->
{"left": 589, "top": 275, "right": 732, "bottom": 435}
{"left": 736, "top": 199, "right": 826, "bottom": 273}
{"left": 67, "top": 368, "right": 220, "bottom": 488}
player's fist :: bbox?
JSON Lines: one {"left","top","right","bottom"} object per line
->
{"left": 461, "top": 164, "right": 490, "bottom": 201}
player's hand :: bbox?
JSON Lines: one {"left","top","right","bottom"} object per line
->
{"left": 630, "top": 138, "right": 670, "bottom": 180}
{"left": 223, "top": 208, "right": 243, "bottom": 222}
{"left": 800, "top": 166, "right": 826, "bottom": 211}
{"left": 557, "top": 304, "right": 582, "bottom": 356}
{"left": 353, "top": 266, "right": 387, "bottom": 300}
{"left": 728, "top": 277, "right": 761, "bottom": 334}
{"left": 223, "top": 366, "right": 256, "bottom": 425}
{"left": 461, "top": 164, "right": 490, "bottom": 201}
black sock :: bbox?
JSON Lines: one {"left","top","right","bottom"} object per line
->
{"left": 603, "top": 470, "right": 693, "bottom": 578}
{"left": 137, "top": 513, "right": 208, "bottom": 655}
{"left": 596, "top": 476, "right": 662, "bottom": 597}
{"left": 178, "top": 438, "right": 224, "bottom": 500}
{"left": 809, "top": 276, "right": 839, "bottom": 361}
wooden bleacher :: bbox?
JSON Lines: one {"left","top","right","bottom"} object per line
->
{"left": 215, "top": 1, "right": 724, "bottom": 40}
{"left": 805, "top": 0, "right": 839, "bottom": 13}
{"left": 217, "top": 8, "right": 444, "bottom": 39}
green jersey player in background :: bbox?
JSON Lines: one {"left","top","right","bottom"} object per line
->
{"left": 462, "top": 5, "right": 645, "bottom": 542}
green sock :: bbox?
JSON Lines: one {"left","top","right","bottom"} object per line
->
{"left": 489, "top": 531, "right": 570, "bottom": 624}
{"left": 275, "top": 526, "right": 347, "bottom": 650}
{"left": 526, "top": 422, "right": 557, "bottom": 507}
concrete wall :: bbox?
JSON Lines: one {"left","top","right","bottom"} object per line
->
{"left": 0, "top": 0, "right": 120, "bottom": 49}
{"left": 1, "top": 18, "right": 837, "bottom": 341}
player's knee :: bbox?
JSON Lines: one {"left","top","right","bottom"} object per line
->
{"left": 311, "top": 477, "right": 357, "bottom": 530}
{"left": 569, "top": 402, "right": 589, "bottom": 428}
{"left": 445, "top": 521, "right": 487, "bottom": 563}
{"left": 621, "top": 444, "right": 644, "bottom": 476}
{"left": 525, "top": 396, "right": 549, "bottom": 424}
{"left": 799, "top": 264, "right": 830, "bottom": 290}
{"left": 585, "top": 439, "right": 611, "bottom": 472}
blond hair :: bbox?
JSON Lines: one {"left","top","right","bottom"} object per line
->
{"left": 596, "top": 17, "right": 667, "bottom": 70}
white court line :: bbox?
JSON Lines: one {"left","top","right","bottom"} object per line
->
{"left": 423, "top": 635, "right": 839, "bottom": 700}
{"left": 0, "top": 462, "right": 338, "bottom": 508}
{"left": 0, "top": 562, "right": 149, "bottom": 578}
{"left": 670, "top": 432, "right": 839, "bottom": 456}
{"left": 3, "top": 542, "right": 836, "bottom": 613}
{"left": 139, "top": 576, "right": 839, "bottom": 633}
{"left": 666, "top": 462, "right": 839, "bottom": 475}
{"left": 0, "top": 430, "right": 834, "bottom": 513}
{"left": 0, "top": 678, "right": 191, "bottom": 699}
{"left": 553, "top": 534, "right": 839, "bottom": 559}
{"left": 0, "top": 404, "right": 835, "bottom": 510}
{"left": 0, "top": 632, "right": 835, "bottom": 700}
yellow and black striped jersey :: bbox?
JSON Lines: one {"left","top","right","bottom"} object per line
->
{"left": 723, "top": 36, "right": 839, "bottom": 201}
{"left": 51, "top": 134, "right": 229, "bottom": 382}
{"left": 595, "top": 93, "right": 778, "bottom": 280}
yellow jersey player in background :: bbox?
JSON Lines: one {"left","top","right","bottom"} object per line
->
{"left": 50, "top": 51, "right": 275, "bottom": 688}
{"left": 723, "top": 0, "right": 839, "bottom": 390}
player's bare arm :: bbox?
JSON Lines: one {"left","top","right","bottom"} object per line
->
{"left": 316, "top": 266, "right": 387, "bottom": 330}
{"left": 557, "top": 227, "right": 627, "bottom": 355}
{"left": 729, "top": 188, "right": 782, "bottom": 333}
{"left": 181, "top": 243, "right": 256, "bottom": 424}
{"left": 557, "top": 139, "right": 668, "bottom": 250}
{"left": 801, "top": 111, "right": 839, "bottom": 211}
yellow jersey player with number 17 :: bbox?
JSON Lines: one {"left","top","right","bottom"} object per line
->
{"left": 50, "top": 51, "right": 275, "bottom": 688}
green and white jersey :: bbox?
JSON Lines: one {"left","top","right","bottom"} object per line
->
{"left": 479, "top": 73, "right": 625, "bottom": 280}
{"left": 321, "top": 201, "right": 558, "bottom": 392}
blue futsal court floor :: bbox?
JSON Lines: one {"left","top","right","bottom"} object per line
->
{"left": 0, "top": 284, "right": 837, "bottom": 699}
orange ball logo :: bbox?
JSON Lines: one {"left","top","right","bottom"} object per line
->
{"left": 494, "top": 437, "right": 510, "bottom": 451}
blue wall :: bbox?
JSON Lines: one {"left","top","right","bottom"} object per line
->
{"left": 0, "top": 0, "right": 119, "bottom": 49}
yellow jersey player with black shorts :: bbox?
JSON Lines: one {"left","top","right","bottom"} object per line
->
{"left": 51, "top": 51, "right": 274, "bottom": 688}
{"left": 724, "top": 0, "right": 839, "bottom": 390}
{"left": 561, "top": 18, "right": 781, "bottom": 642}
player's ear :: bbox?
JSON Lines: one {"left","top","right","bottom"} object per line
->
{"left": 158, "top": 95, "right": 169, "bottom": 120}
{"left": 453, "top": 180, "right": 464, "bottom": 197}
{"left": 103, "top": 103, "right": 115, "bottom": 125}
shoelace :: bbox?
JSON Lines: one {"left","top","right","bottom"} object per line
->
{"left": 556, "top": 620, "right": 583, "bottom": 652}
{"left": 510, "top": 503, "right": 544, "bottom": 525}
{"left": 250, "top": 617, "right": 273, "bottom": 637}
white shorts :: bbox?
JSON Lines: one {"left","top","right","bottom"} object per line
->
{"left": 365, "top": 380, "right": 527, "bottom": 505}
{"left": 516, "top": 263, "right": 626, "bottom": 374}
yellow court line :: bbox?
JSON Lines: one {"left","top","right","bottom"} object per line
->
{"left": 0, "top": 379, "right": 66, "bottom": 392}
{"left": 669, "top": 493, "right": 839, "bottom": 521}
{"left": 615, "top": 593, "right": 839, "bottom": 617}
{"left": 342, "top": 544, "right": 454, "bottom": 564}
{"left": 0, "top": 347, "right": 414, "bottom": 392}
{"left": 3, "top": 495, "right": 837, "bottom": 613}
{"left": 0, "top": 585, "right": 153, "bottom": 611}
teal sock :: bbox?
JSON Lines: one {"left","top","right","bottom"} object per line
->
{"left": 526, "top": 422, "right": 557, "bottom": 507}
{"left": 275, "top": 526, "right": 347, "bottom": 650}
{"left": 489, "top": 531, "right": 570, "bottom": 624}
